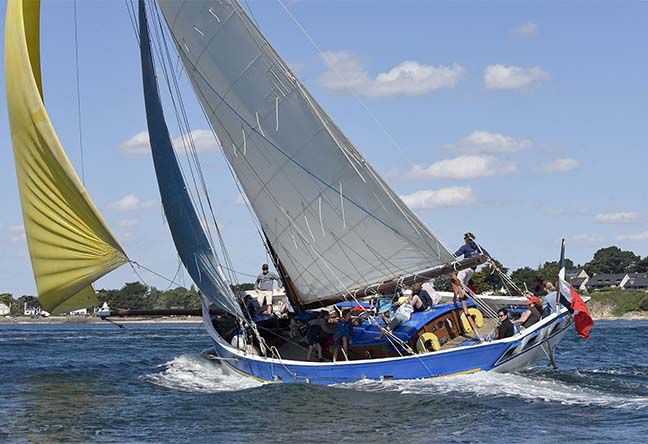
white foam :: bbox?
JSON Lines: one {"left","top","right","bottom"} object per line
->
{"left": 143, "top": 354, "right": 263, "bottom": 393}
{"left": 341, "top": 371, "right": 648, "bottom": 410}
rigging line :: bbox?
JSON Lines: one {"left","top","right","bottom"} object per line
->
{"left": 123, "top": 0, "right": 140, "bottom": 45}
{"left": 242, "top": 0, "right": 261, "bottom": 28}
{"left": 163, "top": 258, "right": 184, "bottom": 292}
{"left": 275, "top": 0, "right": 415, "bottom": 167}
{"left": 221, "top": 265, "right": 257, "bottom": 279}
{"left": 129, "top": 260, "right": 184, "bottom": 288}
{"left": 152, "top": 4, "right": 239, "bottom": 286}
{"left": 72, "top": 0, "right": 85, "bottom": 185}
{"left": 148, "top": 4, "right": 214, "bottom": 249}
{"left": 149, "top": 5, "right": 240, "bottom": 292}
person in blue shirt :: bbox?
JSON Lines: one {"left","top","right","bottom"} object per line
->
{"left": 333, "top": 309, "right": 353, "bottom": 362}
{"left": 454, "top": 232, "right": 490, "bottom": 286}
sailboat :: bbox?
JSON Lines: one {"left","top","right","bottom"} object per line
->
{"left": 6, "top": 0, "right": 578, "bottom": 385}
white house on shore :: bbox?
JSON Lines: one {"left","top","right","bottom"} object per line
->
{"left": 68, "top": 308, "right": 88, "bottom": 316}
{"left": 586, "top": 272, "right": 648, "bottom": 291}
{"left": 0, "top": 302, "right": 10, "bottom": 316}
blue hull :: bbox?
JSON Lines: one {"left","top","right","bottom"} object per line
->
{"left": 203, "top": 305, "right": 573, "bottom": 385}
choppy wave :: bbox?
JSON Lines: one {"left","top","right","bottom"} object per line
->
{"left": 340, "top": 370, "right": 648, "bottom": 410}
{"left": 142, "top": 354, "right": 263, "bottom": 393}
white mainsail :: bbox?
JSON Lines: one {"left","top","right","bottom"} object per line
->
{"left": 158, "top": 0, "right": 454, "bottom": 305}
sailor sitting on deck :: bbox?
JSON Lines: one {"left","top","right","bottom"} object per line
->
{"left": 333, "top": 309, "right": 354, "bottom": 362}
{"left": 494, "top": 308, "right": 515, "bottom": 339}
{"left": 410, "top": 284, "right": 433, "bottom": 312}
{"left": 305, "top": 311, "right": 334, "bottom": 361}
{"left": 242, "top": 294, "right": 261, "bottom": 319}
{"left": 513, "top": 294, "right": 543, "bottom": 329}
{"left": 454, "top": 232, "right": 490, "bottom": 286}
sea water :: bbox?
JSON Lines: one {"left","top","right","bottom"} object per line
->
{"left": 1, "top": 320, "right": 646, "bottom": 443}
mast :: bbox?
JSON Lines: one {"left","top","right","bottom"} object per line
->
{"left": 262, "top": 230, "right": 304, "bottom": 310}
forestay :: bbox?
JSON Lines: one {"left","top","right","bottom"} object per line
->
{"left": 158, "top": 0, "right": 454, "bottom": 305}
{"left": 5, "top": 0, "right": 128, "bottom": 315}
{"left": 138, "top": 0, "right": 243, "bottom": 317}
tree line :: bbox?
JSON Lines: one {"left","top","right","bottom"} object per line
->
{"left": 0, "top": 246, "right": 645, "bottom": 315}
{"left": 0, "top": 282, "right": 249, "bottom": 316}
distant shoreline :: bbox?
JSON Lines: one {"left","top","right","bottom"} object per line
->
{"left": 0, "top": 316, "right": 203, "bottom": 325}
{"left": 2, "top": 313, "right": 647, "bottom": 325}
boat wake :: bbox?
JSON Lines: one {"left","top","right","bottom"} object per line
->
{"left": 340, "top": 369, "right": 648, "bottom": 410}
{"left": 143, "top": 354, "right": 263, "bottom": 393}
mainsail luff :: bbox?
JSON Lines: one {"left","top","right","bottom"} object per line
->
{"left": 138, "top": 0, "right": 243, "bottom": 317}
{"left": 5, "top": 0, "right": 128, "bottom": 315}
{"left": 158, "top": 0, "right": 455, "bottom": 304}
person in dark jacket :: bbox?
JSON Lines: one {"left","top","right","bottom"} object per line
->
{"left": 494, "top": 308, "right": 514, "bottom": 339}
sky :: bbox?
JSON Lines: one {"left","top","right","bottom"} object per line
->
{"left": 1, "top": 0, "right": 647, "bottom": 297}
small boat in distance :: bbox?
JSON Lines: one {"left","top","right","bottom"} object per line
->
{"left": 5, "top": 0, "right": 587, "bottom": 385}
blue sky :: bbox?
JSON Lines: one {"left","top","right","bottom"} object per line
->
{"left": 1, "top": 0, "right": 647, "bottom": 296}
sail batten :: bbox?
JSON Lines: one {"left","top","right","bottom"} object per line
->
{"left": 5, "top": 0, "right": 128, "bottom": 315}
{"left": 159, "top": 0, "right": 455, "bottom": 304}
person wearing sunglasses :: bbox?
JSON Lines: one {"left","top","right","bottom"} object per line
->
{"left": 494, "top": 308, "right": 514, "bottom": 339}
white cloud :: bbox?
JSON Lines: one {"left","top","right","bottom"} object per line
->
{"left": 319, "top": 51, "right": 464, "bottom": 98}
{"left": 447, "top": 130, "right": 533, "bottom": 154}
{"left": 536, "top": 158, "right": 581, "bottom": 173}
{"left": 107, "top": 194, "right": 157, "bottom": 212}
{"left": 407, "top": 155, "right": 517, "bottom": 180}
{"left": 172, "top": 130, "right": 219, "bottom": 154}
{"left": 569, "top": 234, "right": 605, "bottom": 243}
{"left": 119, "top": 131, "right": 150, "bottom": 155}
{"left": 400, "top": 186, "right": 475, "bottom": 210}
{"left": 118, "top": 219, "right": 138, "bottom": 228}
{"left": 594, "top": 212, "right": 640, "bottom": 224}
{"left": 120, "top": 130, "right": 219, "bottom": 156}
{"left": 616, "top": 231, "right": 648, "bottom": 241}
{"left": 511, "top": 22, "right": 539, "bottom": 38}
{"left": 484, "top": 64, "right": 550, "bottom": 91}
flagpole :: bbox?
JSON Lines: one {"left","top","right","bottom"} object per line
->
{"left": 556, "top": 239, "right": 565, "bottom": 313}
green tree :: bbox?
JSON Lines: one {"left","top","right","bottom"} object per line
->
{"left": 635, "top": 257, "right": 648, "bottom": 273}
{"left": 511, "top": 267, "right": 538, "bottom": 292}
{"left": 585, "top": 246, "right": 640, "bottom": 274}
{"left": 538, "top": 258, "right": 574, "bottom": 282}
{"left": 231, "top": 283, "right": 254, "bottom": 292}
{"left": 96, "top": 282, "right": 150, "bottom": 309}
{"left": 0, "top": 293, "right": 14, "bottom": 308}
{"left": 13, "top": 295, "right": 40, "bottom": 315}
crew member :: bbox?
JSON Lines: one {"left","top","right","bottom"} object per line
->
{"left": 454, "top": 232, "right": 490, "bottom": 285}
{"left": 255, "top": 264, "right": 282, "bottom": 314}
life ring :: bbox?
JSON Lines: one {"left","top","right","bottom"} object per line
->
{"left": 460, "top": 308, "right": 484, "bottom": 332}
{"left": 416, "top": 332, "right": 441, "bottom": 353}
{"left": 469, "top": 308, "right": 484, "bottom": 328}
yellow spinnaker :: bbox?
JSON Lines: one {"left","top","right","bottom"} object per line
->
{"left": 5, "top": 0, "right": 128, "bottom": 315}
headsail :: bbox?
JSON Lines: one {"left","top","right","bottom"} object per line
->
{"left": 158, "top": 0, "right": 455, "bottom": 305}
{"left": 138, "top": 0, "right": 242, "bottom": 316}
{"left": 4, "top": 0, "right": 128, "bottom": 315}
